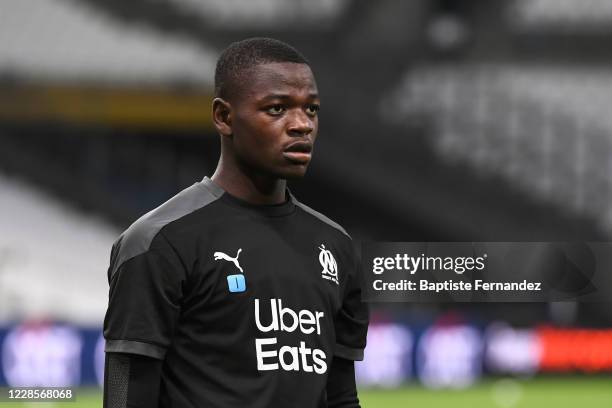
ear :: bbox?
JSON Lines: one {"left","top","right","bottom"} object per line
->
{"left": 212, "top": 97, "right": 232, "bottom": 137}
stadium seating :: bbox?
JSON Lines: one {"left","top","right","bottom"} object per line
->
{"left": 0, "top": 0, "right": 216, "bottom": 84}
{"left": 167, "top": 0, "right": 349, "bottom": 28}
{"left": 393, "top": 64, "right": 612, "bottom": 234}
{"left": 0, "top": 172, "right": 118, "bottom": 324}
{"left": 511, "top": 0, "right": 612, "bottom": 30}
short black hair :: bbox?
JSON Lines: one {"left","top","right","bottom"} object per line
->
{"left": 214, "top": 37, "right": 309, "bottom": 100}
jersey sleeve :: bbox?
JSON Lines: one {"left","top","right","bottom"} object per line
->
{"left": 103, "top": 353, "right": 163, "bottom": 408}
{"left": 103, "top": 231, "right": 187, "bottom": 360}
{"left": 334, "top": 244, "right": 369, "bottom": 361}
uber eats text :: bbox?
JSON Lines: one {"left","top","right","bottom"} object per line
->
{"left": 254, "top": 298, "right": 327, "bottom": 374}
{"left": 372, "top": 253, "right": 486, "bottom": 275}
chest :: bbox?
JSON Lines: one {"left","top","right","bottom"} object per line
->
{"left": 183, "top": 220, "right": 345, "bottom": 320}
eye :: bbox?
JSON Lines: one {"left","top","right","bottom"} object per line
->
{"left": 305, "top": 104, "right": 320, "bottom": 116}
{"left": 266, "top": 104, "right": 285, "bottom": 115}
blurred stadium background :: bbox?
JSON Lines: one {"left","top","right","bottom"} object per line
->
{"left": 1, "top": 0, "right": 612, "bottom": 406}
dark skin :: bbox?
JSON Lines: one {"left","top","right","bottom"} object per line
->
{"left": 211, "top": 62, "right": 320, "bottom": 205}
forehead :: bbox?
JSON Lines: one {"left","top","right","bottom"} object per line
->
{"left": 237, "top": 62, "right": 318, "bottom": 101}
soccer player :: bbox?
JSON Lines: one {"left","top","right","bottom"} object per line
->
{"left": 103, "top": 37, "right": 369, "bottom": 408}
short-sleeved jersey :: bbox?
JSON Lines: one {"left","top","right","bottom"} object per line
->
{"left": 103, "top": 177, "right": 369, "bottom": 408}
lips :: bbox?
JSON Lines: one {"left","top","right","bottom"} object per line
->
{"left": 284, "top": 141, "right": 312, "bottom": 153}
{"left": 283, "top": 141, "right": 313, "bottom": 164}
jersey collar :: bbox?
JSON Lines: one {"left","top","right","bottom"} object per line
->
{"left": 200, "top": 176, "right": 296, "bottom": 217}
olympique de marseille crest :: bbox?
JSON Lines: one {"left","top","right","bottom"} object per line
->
{"left": 318, "top": 244, "right": 338, "bottom": 285}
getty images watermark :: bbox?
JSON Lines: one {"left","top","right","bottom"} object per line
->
{"left": 361, "top": 242, "right": 612, "bottom": 302}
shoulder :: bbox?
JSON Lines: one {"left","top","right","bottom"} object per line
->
{"left": 108, "top": 181, "right": 223, "bottom": 279}
{"left": 291, "top": 193, "right": 351, "bottom": 240}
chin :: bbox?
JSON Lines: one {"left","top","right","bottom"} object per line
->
{"left": 276, "top": 164, "right": 309, "bottom": 180}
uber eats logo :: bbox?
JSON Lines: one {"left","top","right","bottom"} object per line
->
{"left": 254, "top": 298, "right": 327, "bottom": 374}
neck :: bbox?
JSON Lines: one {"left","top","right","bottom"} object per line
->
{"left": 211, "top": 156, "right": 287, "bottom": 205}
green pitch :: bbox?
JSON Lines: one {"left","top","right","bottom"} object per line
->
{"left": 2, "top": 377, "right": 610, "bottom": 407}
{"left": 359, "top": 377, "right": 612, "bottom": 408}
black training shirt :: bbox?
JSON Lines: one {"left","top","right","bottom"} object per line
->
{"left": 103, "top": 177, "right": 369, "bottom": 408}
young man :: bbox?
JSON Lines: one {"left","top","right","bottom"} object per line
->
{"left": 103, "top": 38, "right": 369, "bottom": 408}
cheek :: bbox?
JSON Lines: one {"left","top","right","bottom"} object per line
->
{"left": 234, "top": 116, "right": 284, "bottom": 152}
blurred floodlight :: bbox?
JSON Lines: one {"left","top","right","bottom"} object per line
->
{"left": 1, "top": 323, "right": 82, "bottom": 386}
{"left": 485, "top": 322, "right": 540, "bottom": 375}
{"left": 417, "top": 324, "right": 482, "bottom": 388}
{"left": 355, "top": 323, "right": 413, "bottom": 387}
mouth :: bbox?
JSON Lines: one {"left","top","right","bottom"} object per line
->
{"left": 283, "top": 141, "right": 312, "bottom": 164}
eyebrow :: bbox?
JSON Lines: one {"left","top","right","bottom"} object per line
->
{"left": 258, "top": 93, "right": 319, "bottom": 102}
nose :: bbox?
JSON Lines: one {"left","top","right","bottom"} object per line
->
{"left": 287, "top": 110, "right": 314, "bottom": 136}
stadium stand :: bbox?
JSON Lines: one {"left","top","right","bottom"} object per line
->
{"left": 511, "top": 0, "right": 612, "bottom": 31}
{"left": 0, "top": 172, "right": 117, "bottom": 324}
{"left": 392, "top": 65, "right": 612, "bottom": 233}
{"left": 167, "top": 0, "right": 350, "bottom": 28}
{"left": 0, "top": 0, "right": 607, "bottom": 242}
{"left": 0, "top": 0, "right": 216, "bottom": 84}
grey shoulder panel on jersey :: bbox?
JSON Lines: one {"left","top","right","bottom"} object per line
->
{"left": 109, "top": 178, "right": 223, "bottom": 280}
{"left": 290, "top": 192, "right": 351, "bottom": 239}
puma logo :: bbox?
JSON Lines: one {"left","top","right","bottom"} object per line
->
{"left": 213, "top": 248, "right": 244, "bottom": 273}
